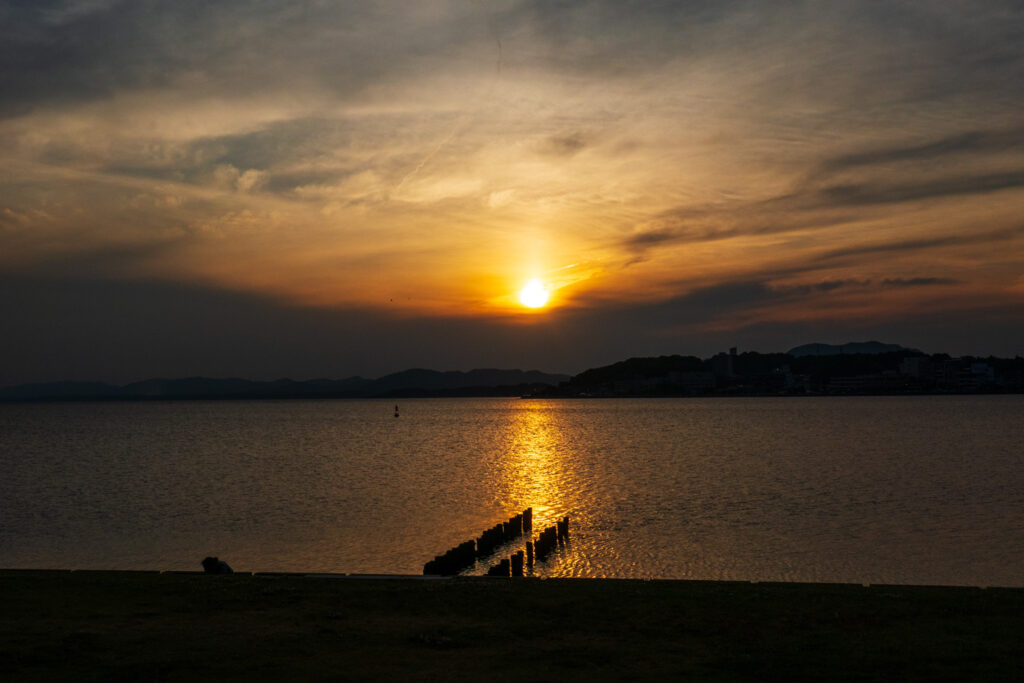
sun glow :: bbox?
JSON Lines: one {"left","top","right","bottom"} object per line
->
{"left": 519, "top": 278, "right": 550, "bottom": 308}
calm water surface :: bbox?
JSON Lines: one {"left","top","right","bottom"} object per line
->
{"left": 1, "top": 396, "right": 1021, "bottom": 586}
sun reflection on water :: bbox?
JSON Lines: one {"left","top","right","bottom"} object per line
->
{"left": 468, "top": 400, "right": 596, "bottom": 576}
{"left": 495, "top": 400, "right": 574, "bottom": 527}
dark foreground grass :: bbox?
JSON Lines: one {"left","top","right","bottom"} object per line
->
{"left": 1, "top": 570, "right": 1021, "bottom": 682}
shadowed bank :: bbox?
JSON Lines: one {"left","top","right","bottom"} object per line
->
{"left": 1, "top": 570, "right": 1021, "bottom": 681}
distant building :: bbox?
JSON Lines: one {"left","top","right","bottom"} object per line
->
{"left": 780, "top": 365, "right": 810, "bottom": 393}
{"left": 971, "top": 362, "right": 995, "bottom": 382}
{"left": 711, "top": 348, "right": 736, "bottom": 378}
{"left": 899, "top": 356, "right": 933, "bottom": 379}
{"left": 934, "top": 359, "right": 995, "bottom": 392}
{"left": 827, "top": 371, "right": 904, "bottom": 393}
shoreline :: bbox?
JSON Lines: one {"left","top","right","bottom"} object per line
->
{"left": 3, "top": 570, "right": 1021, "bottom": 681}
{"left": 3, "top": 567, "right": 1021, "bottom": 588}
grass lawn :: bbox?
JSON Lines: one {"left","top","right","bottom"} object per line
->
{"left": 1, "top": 570, "right": 1021, "bottom": 681}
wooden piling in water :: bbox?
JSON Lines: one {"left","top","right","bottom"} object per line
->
{"left": 422, "top": 538, "right": 478, "bottom": 575}
{"left": 511, "top": 551, "right": 524, "bottom": 577}
{"left": 486, "top": 558, "right": 511, "bottom": 577}
{"left": 534, "top": 525, "right": 559, "bottom": 561}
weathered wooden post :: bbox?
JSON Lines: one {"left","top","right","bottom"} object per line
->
{"left": 535, "top": 526, "right": 558, "bottom": 561}
{"left": 525, "top": 540, "right": 534, "bottom": 568}
{"left": 511, "top": 550, "right": 524, "bottom": 577}
{"left": 523, "top": 507, "right": 533, "bottom": 532}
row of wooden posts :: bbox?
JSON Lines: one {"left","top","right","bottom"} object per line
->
{"left": 485, "top": 516, "right": 569, "bottom": 576}
{"left": 422, "top": 508, "right": 570, "bottom": 576}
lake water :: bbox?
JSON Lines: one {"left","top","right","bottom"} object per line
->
{"left": 1, "top": 396, "right": 1021, "bottom": 586}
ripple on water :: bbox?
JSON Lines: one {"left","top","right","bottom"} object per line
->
{"left": 0, "top": 396, "right": 1022, "bottom": 585}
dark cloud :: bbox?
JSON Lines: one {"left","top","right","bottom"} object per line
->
{"left": 823, "top": 127, "right": 1024, "bottom": 172}
{"left": 781, "top": 280, "right": 870, "bottom": 296}
{"left": 0, "top": 272, "right": 565, "bottom": 386}
{"left": 0, "top": 270, "right": 731, "bottom": 387}
{"left": 15, "top": 240, "right": 188, "bottom": 279}
{"left": 1, "top": 1, "right": 203, "bottom": 114}
{"left": 618, "top": 209, "right": 856, "bottom": 257}
{"left": 620, "top": 228, "right": 684, "bottom": 263}
{"left": 819, "top": 225, "right": 1024, "bottom": 262}
{"left": 538, "top": 132, "right": 588, "bottom": 157}
{"left": 816, "top": 170, "right": 1024, "bottom": 208}
{"left": 567, "top": 278, "right": 844, "bottom": 333}
{"left": 0, "top": 2, "right": 481, "bottom": 115}
{"left": 881, "top": 277, "right": 959, "bottom": 288}
{"left": 5, "top": 1, "right": 1022, "bottom": 117}
{"left": 653, "top": 280, "right": 773, "bottom": 318}
{"left": 97, "top": 117, "right": 371, "bottom": 193}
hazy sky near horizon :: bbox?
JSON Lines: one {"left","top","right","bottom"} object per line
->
{"left": 2, "top": 1, "right": 1023, "bottom": 385}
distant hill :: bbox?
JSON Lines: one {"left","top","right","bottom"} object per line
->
{"left": 568, "top": 355, "right": 705, "bottom": 390}
{"left": 0, "top": 381, "right": 123, "bottom": 401}
{"left": 787, "top": 341, "right": 918, "bottom": 357}
{"left": 533, "top": 342, "right": 1024, "bottom": 397}
{"left": 0, "top": 369, "right": 570, "bottom": 401}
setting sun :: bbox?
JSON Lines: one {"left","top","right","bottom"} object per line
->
{"left": 519, "top": 279, "right": 550, "bottom": 309}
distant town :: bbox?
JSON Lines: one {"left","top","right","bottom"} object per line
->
{"left": 534, "top": 342, "right": 1024, "bottom": 398}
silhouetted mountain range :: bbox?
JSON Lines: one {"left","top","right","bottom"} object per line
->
{"left": 5, "top": 341, "right": 1021, "bottom": 401}
{"left": 0, "top": 369, "right": 570, "bottom": 401}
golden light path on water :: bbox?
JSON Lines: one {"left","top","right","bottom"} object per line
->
{"left": 469, "top": 400, "right": 579, "bottom": 576}
{"left": 467, "top": 400, "right": 638, "bottom": 578}
{"left": 498, "top": 401, "right": 571, "bottom": 529}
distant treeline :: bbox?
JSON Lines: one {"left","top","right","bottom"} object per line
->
{"left": 533, "top": 350, "right": 1024, "bottom": 397}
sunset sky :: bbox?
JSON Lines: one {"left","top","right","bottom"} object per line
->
{"left": 2, "top": 1, "right": 1023, "bottom": 385}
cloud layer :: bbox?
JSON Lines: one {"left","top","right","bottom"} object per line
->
{"left": 2, "top": 1, "right": 1023, "bottom": 382}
